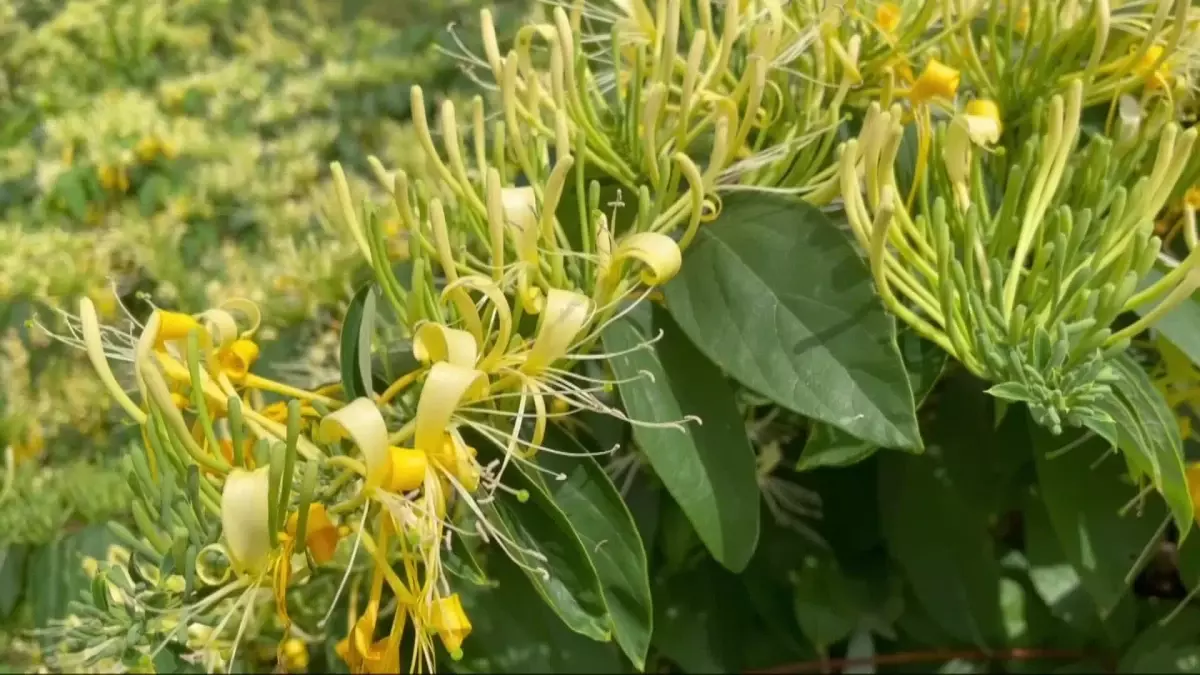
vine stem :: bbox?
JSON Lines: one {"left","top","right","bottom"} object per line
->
{"left": 744, "top": 647, "right": 1104, "bottom": 674}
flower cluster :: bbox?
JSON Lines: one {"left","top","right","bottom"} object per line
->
{"left": 36, "top": 0, "right": 1200, "bottom": 671}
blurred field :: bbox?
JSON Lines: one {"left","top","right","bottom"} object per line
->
{"left": 0, "top": 0, "right": 525, "bottom": 667}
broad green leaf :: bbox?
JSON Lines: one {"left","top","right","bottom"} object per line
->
{"left": 602, "top": 307, "right": 761, "bottom": 572}
{"left": 1030, "top": 422, "right": 1165, "bottom": 618}
{"left": 797, "top": 331, "right": 946, "bottom": 471}
{"left": 791, "top": 553, "right": 861, "bottom": 650}
{"left": 662, "top": 192, "right": 920, "bottom": 450}
{"left": 28, "top": 525, "right": 115, "bottom": 629}
{"left": 453, "top": 554, "right": 622, "bottom": 674}
{"left": 484, "top": 460, "right": 610, "bottom": 641}
{"left": 1084, "top": 353, "right": 1192, "bottom": 540}
{"left": 0, "top": 544, "right": 27, "bottom": 618}
{"left": 339, "top": 284, "right": 376, "bottom": 401}
{"left": 537, "top": 427, "right": 654, "bottom": 670}
{"left": 1119, "top": 607, "right": 1200, "bottom": 673}
{"left": 1136, "top": 268, "right": 1200, "bottom": 367}
{"left": 878, "top": 382, "right": 1007, "bottom": 647}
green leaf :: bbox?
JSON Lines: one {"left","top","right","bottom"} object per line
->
{"left": 453, "top": 554, "right": 623, "bottom": 674}
{"left": 878, "top": 379, "right": 1008, "bottom": 647}
{"left": 0, "top": 544, "right": 28, "bottom": 618}
{"left": 1030, "top": 421, "right": 1165, "bottom": 618}
{"left": 1084, "top": 353, "right": 1192, "bottom": 540}
{"left": 537, "top": 426, "right": 654, "bottom": 670}
{"left": 1135, "top": 268, "right": 1200, "bottom": 367}
{"left": 339, "top": 284, "right": 377, "bottom": 401}
{"left": 1119, "top": 607, "right": 1200, "bottom": 673}
{"left": 797, "top": 331, "right": 946, "bottom": 471}
{"left": 602, "top": 307, "right": 760, "bottom": 572}
{"left": 483, "top": 459, "right": 610, "bottom": 642}
{"left": 28, "top": 525, "right": 115, "bottom": 629}
{"left": 55, "top": 168, "right": 89, "bottom": 220}
{"left": 791, "top": 553, "right": 861, "bottom": 650}
{"left": 662, "top": 192, "right": 920, "bottom": 450}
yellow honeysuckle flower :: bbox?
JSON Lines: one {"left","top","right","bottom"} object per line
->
{"left": 965, "top": 99, "right": 1003, "bottom": 140}
{"left": 521, "top": 289, "right": 593, "bottom": 375}
{"left": 319, "top": 397, "right": 391, "bottom": 489}
{"left": 414, "top": 362, "right": 488, "bottom": 455}
{"left": 413, "top": 322, "right": 478, "bottom": 368}
{"left": 221, "top": 467, "right": 272, "bottom": 576}
{"left": 428, "top": 594, "right": 471, "bottom": 660}
{"left": 876, "top": 2, "right": 902, "bottom": 33}
{"left": 218, "top": 339, "right": 260, "bottom": 381}
{"left": 281, "top": 639, "right": 309, "bottom": 672}
{"left": 909, "top": 59, "right": 960, "bottom": 103}
{"left": 135, "top": 136, "right": 160, "bottom": 163}
{"left": 286, "top": 504, "right": 341, "bottom": 565}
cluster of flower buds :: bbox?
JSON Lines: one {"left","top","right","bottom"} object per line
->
{"left": 841, "top": 78, "right": 1200, "bottom": 433}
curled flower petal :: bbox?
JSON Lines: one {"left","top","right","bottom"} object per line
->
{"left": 610, "top": 232, "right": 683, "bottom": 286}
{"left": 219, "top": 339, "right": 260, "bottom": 381}
{"left": 414, "top": 362, "right": 488, "bottom": 453}
{"left": 442, "top": 275, "right": 514, "bottom": 371}
{"left": 522, "top": 289, "right": 593, "bottom": 374}
{"left": 319, "top": 398, "right": 391, "bottom": 488}
{"left": 221, "top": 467, "right": 272, "bottom": 576}
{"left": 965, "top": 99, "right": 1002, "bottom": 139}
{"left": 220, "top": 298, "right": 263, "bottom": 338}
{"left": 199, "top": 309, "right": 242, "bottom": 351}
{"left": 413, "top": 322, "right": 479, "bottom": 368}
{"left": 502, "top": 186, "right": 538, "bottom": 235}
{"left": 79, "top": 298, "right": 147, "bottom": 424}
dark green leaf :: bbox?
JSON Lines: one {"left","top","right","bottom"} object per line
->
{"left": 538, "top": 427, "right": 653, "bottom": 670}
{"left": 1084, "top": 353, "right": 1191, "bottom": 540}
{"left": 0, "top": 545, "right": 28, "bottom": 618}
{"left": 602, "top": 307, "right": 760, "bottom": 572}
{"left": 485, "top": 461, "right": 610, "bottom": 641}
{"left": 791, "top": 553, "right": 861, "bottom": 650}
{"left": 662, "top": 192, "right": 920, "bottom": 450}
{"left": 28, "top": 525, "right": 115, "bottom": 629}
{"left": 878, "top": 381, "right": 1008, "bottom": 647}
{"left": 1030, "top": 422, "right": 1165, "bottom": 618}
{"left": 1119, "top": 607, "right": 1200, "bottom": 673}
{"left": 453, "top": 554, "right": 622, "bottom": 674}
{"left": 339, "top": 284, "right": 376, "bottom": 401}
{"left": 797, "top": 331, "right": 946, "bottom": 470}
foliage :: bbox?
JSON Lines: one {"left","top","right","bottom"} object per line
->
{"left": 9, "top": 0, "right": 1200, "bottom": 674}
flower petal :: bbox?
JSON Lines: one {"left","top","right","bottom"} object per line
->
{"left": 413, "top": 322, "right": 479, "bottom": 368}
{"left": 319, "top": 398, "right": 391, "bottom": 487}
{"left": 611, "top": 232, "right": 683, "bottom": 286}
{"left": 221, "top": 467, "right": 272, "bottom": 575}
{"left": 79, "top": 298, "right": 147, "bottom": 424}
{"left": 414, "top": 362, "right": 488, "bottom": 453}
{"left": 522, "top": 288, "right": 593, "bottom": 373}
